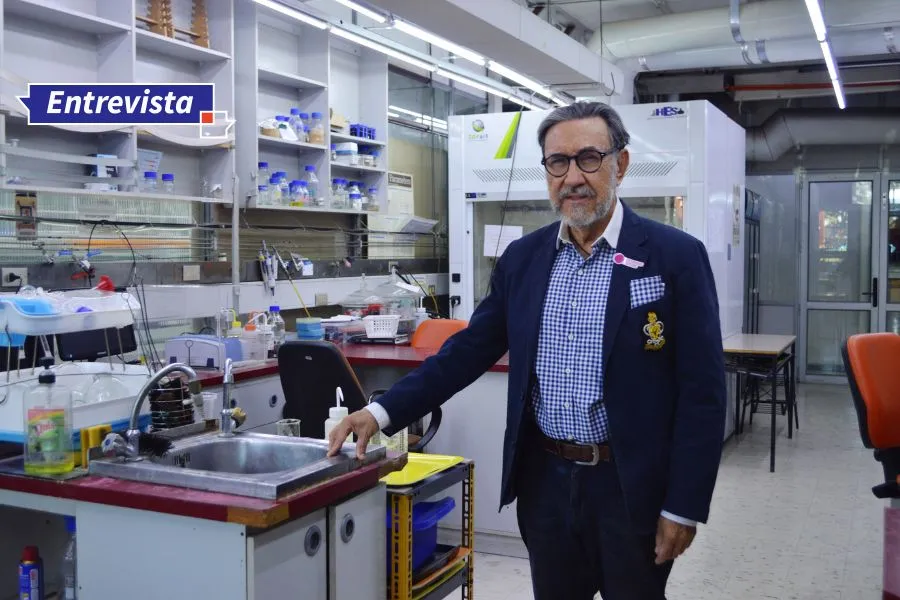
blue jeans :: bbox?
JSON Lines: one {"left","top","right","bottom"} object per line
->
{"left": 515, "top": 441, "right": 673, "bottom": 600}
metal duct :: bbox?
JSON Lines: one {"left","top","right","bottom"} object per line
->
{"left": 623, "top": 29, "right": 891, "bottom": 71}
{"left": 746, "top": 109, "right": 900, "bottom": 161}
{"left": 587, "top": 0, "right": 900, "bottom": 60}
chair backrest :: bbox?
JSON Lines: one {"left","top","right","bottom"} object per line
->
{"left": 842, "top": 333, "right": 900, "bottom": 449}
{"left": 411, "top": 319, "right": 467, "bottom": 349}
{"left": 278, "top": 340, "right": 367, "bottom": 439}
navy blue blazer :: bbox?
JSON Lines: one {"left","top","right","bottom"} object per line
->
{"left": 377, "top": 201, "right": 726, "bottom": 531}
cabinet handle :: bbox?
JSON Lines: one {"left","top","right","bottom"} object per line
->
{"left": 304, "top": 525, "right": 322, "bottom": 557}
{"left": 340, "top": 514, "right": 355, "bottom": 544}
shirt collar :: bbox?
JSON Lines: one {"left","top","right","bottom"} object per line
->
{"left": 556, "top": 197, "right": 623, "bottom": 251}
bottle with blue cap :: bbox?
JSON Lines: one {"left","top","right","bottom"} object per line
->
{"left": 142, "top": 171, "right": 157, "bottom": 192}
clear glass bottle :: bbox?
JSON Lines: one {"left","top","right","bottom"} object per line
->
{"left": 289, "top": 107, "right": 303, "bottom": 140}
{"left": 268, "top": 176, "right": 282, "bottom": 205}
{"left": 258, "top": 162, "right": 270, "bottom": 186}
{"left": 269, "top": 306, "right": 286, "bottom": 356}
{"left": 349, "top": 192, "right": 362, "bottom": 211}
{"left": 297, "top": 181, "right": 310, "bottom": 206}
{"left": 347, "top": 180, "right": 361, "bottom": 197}
{"left": 23, "top": 358, "right": 74, "bottom": 475}
{"left": 330, "top": 144, "right": 337, "bottom": 162}
{"left": 142, "top": 171, "right": 157, "bottom": 193}
{"left": 61, "top": 516, "right": 77, "bottom": 600}
{"left": 305, "top": 165, "right": 320, "bottom": 206}
{"left": 309, "top": 112, "right": 326, "bottom": 145}
{"left": 278, "top": 174, "right": 290, "bottom": 206}
{"left": 331, "top": 179, "right": 342, "bottom": 208}
{"left": 299, "top": 112, "right": 310, "bottom": 130}
{"left": 367, "top": 186, "right": 379, "bottom": 211}
{"left": 161, "top": 173, "right": 175, "bottom": 194}
{"left": 257, "top": 184, "right": 269, "bottom": 207}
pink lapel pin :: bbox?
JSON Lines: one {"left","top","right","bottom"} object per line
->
{"left": 613, "top": 252, "right": 644, "bottom": 269}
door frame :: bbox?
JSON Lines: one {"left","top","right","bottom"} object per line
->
{"left": 878, "top": 173, "right": 900, "bottom": 331}
{"left": 798, "top": 171, "right": 883, "bottom": 383}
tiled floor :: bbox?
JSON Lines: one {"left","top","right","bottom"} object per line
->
{"left": 472, "top": 383, "right": 887, "bottom": 599}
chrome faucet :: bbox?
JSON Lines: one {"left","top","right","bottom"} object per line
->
{"left": 102, "top": 363, "right": 201, "bottom": 461}
{"left": 220, "top": 358, "right": 236, "bottom": 437}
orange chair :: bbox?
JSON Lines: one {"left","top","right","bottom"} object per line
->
{"left": 411, "top": 319, "right": 467, "bottom": 349}
{"left": 842, "top": 333, "right": 900, "bottom": 497}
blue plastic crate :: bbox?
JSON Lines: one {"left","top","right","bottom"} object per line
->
{"left": 386, "top": 496, "right": 456, "bottom": 571}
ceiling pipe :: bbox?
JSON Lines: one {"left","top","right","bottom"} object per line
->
{"left": 625, "top": 29, "right": 897, "bottom": 71}
{"left": 746, "top": 109, "right": 900, "bottom": 161}
{"left": 587, "top": 0, "right": 900, "bottom": 60}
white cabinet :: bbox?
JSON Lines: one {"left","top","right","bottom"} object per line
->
{"left": 249, "top": 509, "right": 328, "bottom": 600}
{"left": 328, "top": 483, "right": 386, "bottom": 600}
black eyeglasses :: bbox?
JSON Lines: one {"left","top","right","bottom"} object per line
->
{"left": 541, "top": 147, "right": 618, "bottom": 178}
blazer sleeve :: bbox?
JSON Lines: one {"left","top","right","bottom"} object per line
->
{"left": 663, "top": 239, "right": 727, "bottom": 523}
{"left": 374, "top": 252, "right": 511, "bottom": 435}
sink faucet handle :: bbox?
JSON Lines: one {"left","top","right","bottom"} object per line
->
{"left": 101, "top": 432, "right": 130, "bottom": 458}
{"left": 231, "top": 406, "right": 247, "bottom": 428}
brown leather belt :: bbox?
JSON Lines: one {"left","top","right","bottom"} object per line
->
{"left": 537, "top": 430, "right": 611, "bottom": 465}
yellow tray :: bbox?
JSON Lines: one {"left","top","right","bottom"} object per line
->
{"left": 381, "top": 453, "right": 464, "bottom": 487}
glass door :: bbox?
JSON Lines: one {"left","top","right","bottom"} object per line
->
{"left": 880, "top": 175, "right": 900, "bottom": 333}
{"left": 800, "top": 176, "right": 881, "bottom": 380}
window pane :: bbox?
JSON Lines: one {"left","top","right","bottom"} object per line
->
{"left": 807, "top": 181, "right": 873, "bottom": 302}
{"left": 806, "top": 309, "right": 870, "bottom": 375}
{"left": 888, "top": 181, "right": 900, "bottom": 303}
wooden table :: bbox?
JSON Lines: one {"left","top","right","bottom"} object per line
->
{"left": 723, "top": 333, "right": 797, "bottom": 472}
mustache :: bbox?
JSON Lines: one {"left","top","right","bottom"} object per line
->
{"left": 557, "top": 185, "right": 597, "bottom": 201}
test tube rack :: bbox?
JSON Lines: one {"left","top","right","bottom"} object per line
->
{"left": 137, "top": 0, "right": 210, "bottom": 48}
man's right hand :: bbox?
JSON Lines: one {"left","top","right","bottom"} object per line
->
{"left": 327, "top": 410, "right": 380, "bottom": 460}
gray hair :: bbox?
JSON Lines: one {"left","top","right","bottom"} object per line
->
{"left": 537, "top": 101, "right": 630, "bottom": 153}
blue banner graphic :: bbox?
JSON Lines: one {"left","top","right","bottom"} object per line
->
{"left": 17, "top": 83, "right": 216, "bottom": 125}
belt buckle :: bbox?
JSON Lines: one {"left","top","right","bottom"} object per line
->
{"left": 575, "top": 443, "right": 601, "bottom": 466}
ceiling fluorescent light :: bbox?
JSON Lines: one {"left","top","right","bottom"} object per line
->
{"left": 332, "top": 28, "right": 436, "bottom": 72}
{"left": 831, "top": 78, "right": 846, "bottom": 109}
{"left": 387, "top": 111, "right": 401, "bottom": 118}
{"left": 507, "top": 95, "right": 541, "bottom": 111}
{"left": 393, "top": 21, "right": 484, "bottom": 65}
{"left": 435, "top": 68, "right": 509, "bottom": 99}
{"left": 820, "top": 41, "right": 839, "bottom": 81}
{"left": 253, "top": 0, "right": 328, "bottom": 29}
{"left": 487, "top": 61, "right": 552, "bottom": 99}
{"left": 804, "top": 0, "right": 828, "bottom": 42}
{"left": 331, "top": 0, "right": 386, "bottom": 24}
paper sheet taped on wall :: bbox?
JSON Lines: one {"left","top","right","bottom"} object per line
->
{"left": 885, "top": 505, "right": 900, "bottom": 595}
{"left": 484, "top": 224, "right": 523, "bottom": 257}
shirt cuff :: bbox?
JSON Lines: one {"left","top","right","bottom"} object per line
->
{"left": 364, "top": 403, "right": 391, "bottom": 430}
{"left": 660, "top": 511, "right": 697, "bottom": 528}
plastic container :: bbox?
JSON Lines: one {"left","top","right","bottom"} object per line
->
{"left": 62, "top": 516, "right": 77, "bottom": 600}
{"left": 364, "top": 314, "right": 400, "bottom": 338}
{"left": 23, "top": 357, "right": 75, "bottom": 476}
{"left": 18, "top": 545, "right": 44, "bottom": 600}
{"left": 324, "top": 387, "right": 351, "bottom": 444}
{"left": 385, "top": 497, "right": 456, "bottom": 571}
{"left": 142, "top": 171, "right": 157, "bottom": 193}
{"left": 309, "top": 112, "right": 325, "bottom": 145}
{"left": 296, "top": 317, "right": 324, "bottom": 340}
{"left": 415, "top": 306, "right": 429, "bottom": 329}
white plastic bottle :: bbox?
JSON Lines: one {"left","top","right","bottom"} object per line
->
{"left": 324, "top": 387, "right": 352, "bottom": 444}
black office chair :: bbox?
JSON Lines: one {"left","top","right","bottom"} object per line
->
{"left": 278, "top": 340, "right": 441, "bottom": 450}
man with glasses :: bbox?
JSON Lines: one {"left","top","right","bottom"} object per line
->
{"left": 328, "top": 102, "right": 726, "bottom": 600}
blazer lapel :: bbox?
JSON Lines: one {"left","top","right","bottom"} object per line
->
{"left": 603, "top": 203, "right": 649, "bottom": 375}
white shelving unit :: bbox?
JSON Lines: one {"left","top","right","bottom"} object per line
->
{"left": 234, "top": 0, "right": 388, "bottom": 211}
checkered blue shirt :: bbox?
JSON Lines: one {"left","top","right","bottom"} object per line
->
{"left": 531, "top": 203, "right": 624, "bottom": 444}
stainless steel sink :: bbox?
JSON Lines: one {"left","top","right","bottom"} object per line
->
{"left": 89, "top": 432, "right": 386, "bottom": 500}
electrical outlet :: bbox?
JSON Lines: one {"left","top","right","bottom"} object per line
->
{"left": 2, "top": 268, "right": 27, "bottom": 288}
{"left": 182, "top": 264, "right": 201, "bottom": 282}
{"left": 428, "top": 285, "right": 436, "bottom": 295}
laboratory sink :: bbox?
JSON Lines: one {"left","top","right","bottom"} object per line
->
{"left": 88, "top": 432, "right": 386, "bottom": 500}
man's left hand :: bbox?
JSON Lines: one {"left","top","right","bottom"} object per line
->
{"left": 654, "top": 516, "right": 696, "bottom": 565}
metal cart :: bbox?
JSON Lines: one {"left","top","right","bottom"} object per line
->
{"left": 387, "top": 460, "right": 475, "bottom": 600}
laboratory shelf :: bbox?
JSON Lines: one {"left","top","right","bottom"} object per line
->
{"left": 258, "top": 135, "right": 328, "bottom": 152}
{"left": 136, "top": 28, "right": 231, "bottom": 62}
{"left": 4, "top": 0, "right": 131, "bottom": 35}
{"left": 330, "top": 162, "right": 387, "bottom": 175}
{"left": 388, "top": 460, "right": 474, "bottom": 600}
{"left": 257, "top": 67, "right": 327, "bottom": 90}
{"left": 416, "top": 565, "right": 469, "bottom": 600}
{"left": 330, "top": 132, "right": 386, "bottom": 147}
{"left": 250, "top": 205, "right": 368, "bottom": 215}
